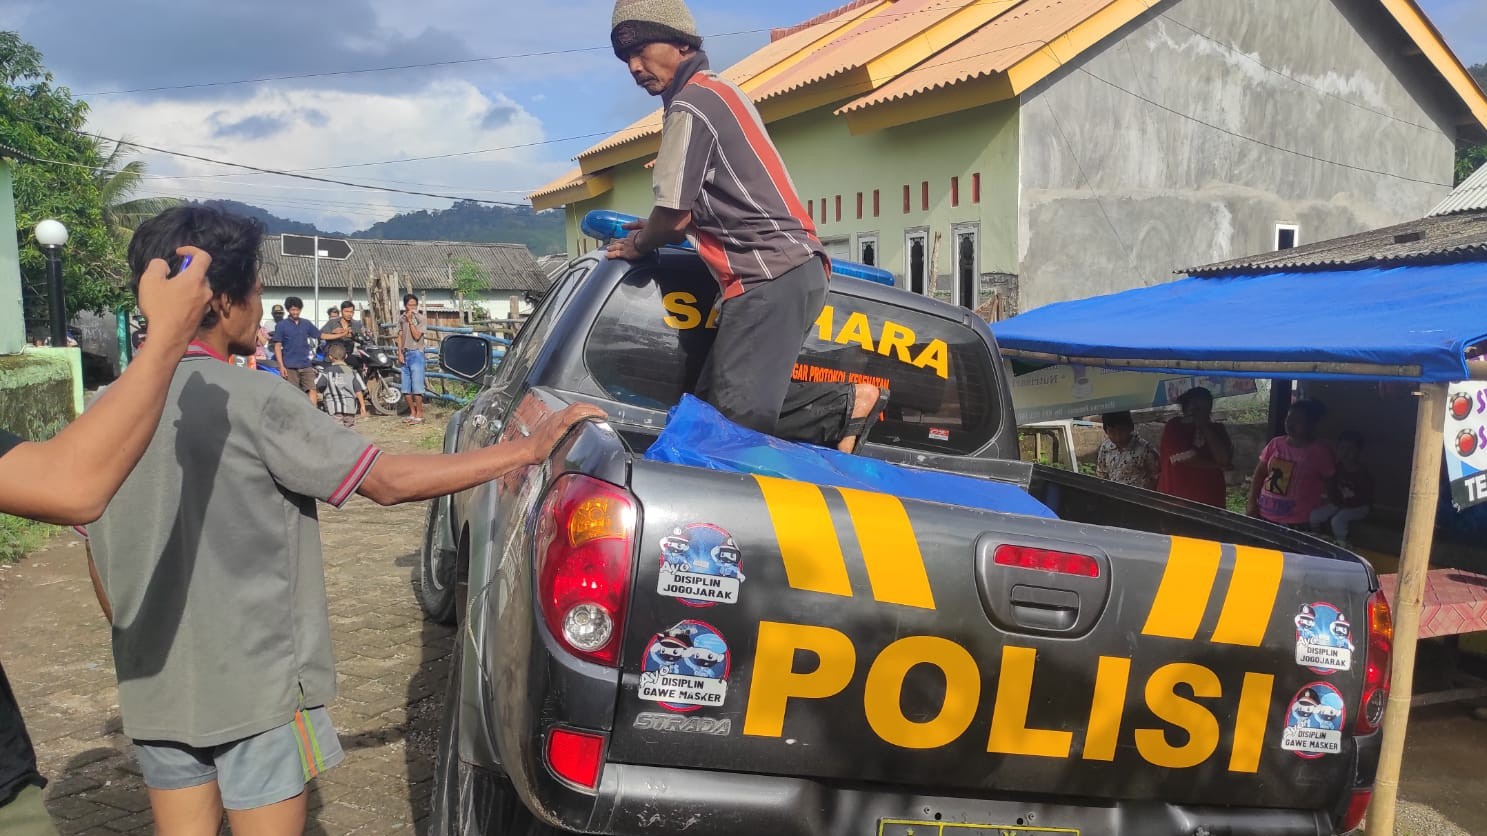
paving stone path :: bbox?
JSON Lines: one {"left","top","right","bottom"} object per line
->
{"left": 0, "top": 415, "right": 451, "bottom": 835}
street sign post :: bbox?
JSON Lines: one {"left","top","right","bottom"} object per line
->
{"left": 281, "top": 234, "right": 353, "bottom": 315}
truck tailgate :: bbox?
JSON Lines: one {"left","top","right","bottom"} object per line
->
{"left": 609, "top": 462, "right": 1375, "bottom": 813}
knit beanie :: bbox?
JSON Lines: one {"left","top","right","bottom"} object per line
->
{"left": 611, "top": 0, "right": 703, "bottom": 59}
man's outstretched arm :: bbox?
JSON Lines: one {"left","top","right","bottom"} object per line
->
{"left": 0, "top": 249, "right": 212, "bottom": 525}
{"left": 357, "top": 403, "right": 606, "bottom": 506}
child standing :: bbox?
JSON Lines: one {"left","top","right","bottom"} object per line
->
{"left": 1310, "top": 430, "right": 1374, "bottom": 547}
{"left": 1096, "top": 411, "right": 1159, "bottom": 489}
{"left": 1248, "top": 399, "right": 1335, "bottom": 527}
{"left": 316, "top": 342, "right": 367, "bottom": 428}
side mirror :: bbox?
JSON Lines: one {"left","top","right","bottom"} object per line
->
{"left": 440, "top": 334, "right": 491, "bottom": 382}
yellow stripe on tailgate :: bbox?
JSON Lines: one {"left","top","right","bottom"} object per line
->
{"left": 837, "top": 487, "right": 935, "bottom": 610}
{"left": 1141, "top": 536, "right": 1222, "bottom": 640}
{"left": 1210, "top": 545, "right": 1284, "bottom": 646}
{"left": 753, "top": 476, "right": 853, "bottom": 597}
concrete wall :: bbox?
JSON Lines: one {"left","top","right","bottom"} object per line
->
{"left": 0, "top": 349, "right": 82, "bottom": 442}
{"left": 564, "top": 100, "right": 1022, "bottom": 310}
{"left": 1017, "top": 0, "right": 1461, "bottom": 310}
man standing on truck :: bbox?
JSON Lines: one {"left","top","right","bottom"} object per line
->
{"left": 604, "top": 0, "right": 886, "bottom": 453}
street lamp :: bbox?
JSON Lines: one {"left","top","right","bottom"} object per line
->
{"left": 34, "top": 219, "right": 69, "bottom": 348}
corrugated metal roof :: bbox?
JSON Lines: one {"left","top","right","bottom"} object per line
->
{"left": 838, "top": 0, "right": 1115, "bottom": 112}
{"left": 1429, "top": 164, "right": 1487, "bottom": 217}
{"left": 259, "top": 236, "right": 549, "bottom": 292}
{"left": 1183, "top": 211, "right": 1487, "bottom": 276}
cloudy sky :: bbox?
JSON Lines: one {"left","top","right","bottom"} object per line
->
{"left": 3, "top": 0, "right": 1482, "bottom": 233}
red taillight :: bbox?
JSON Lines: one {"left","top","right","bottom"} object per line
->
{"left": 545, "top": 727, "right": 606, "bottom": 791}
{"left": 1356, "top": 590, "right": 1393, "bottom": 735}
{"left": 1338, "top": 788, "right": 1372, "bottom": 832}
{"left": 994, "top": 544, "right": 1101, "bottom": 578}
{"left": 535, "top": 474, "right": 636, "bottom": 667}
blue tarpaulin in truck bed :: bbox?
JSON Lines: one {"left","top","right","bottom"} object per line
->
{"left": 644, "top": 395, "right": 1057, "bottom": 519}
{"left": 992, "top": 262, "right": 1487, "bottom": 383}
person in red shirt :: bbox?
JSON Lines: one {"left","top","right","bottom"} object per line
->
{"left": 1157, "top": 387, "right": 1234, "bottom": 507}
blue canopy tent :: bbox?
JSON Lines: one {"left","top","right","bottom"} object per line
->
{"left": 993, "top": 260, "right": 1487, "bottom": 832}
{"left": 994, "top": 262, "right": 1487, "bottom": 383}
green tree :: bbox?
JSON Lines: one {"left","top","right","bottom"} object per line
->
{"left": 95, "top": 139, "right": 177, "bottom": 243}
{"left": 1459, "top": 63, "right": 1487, "bottom": 185}
{"left": 0, "top": 31, "right": 128, "bottom": 331}
{"left": 452, "top": 257, "right": 490, "bottom": 319}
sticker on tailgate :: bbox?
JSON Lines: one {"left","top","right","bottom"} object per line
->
{"left": 658, "top": 524, "right": 744, "bottom": 606}
{"left": 1281, "top": 682, "right": 1346, "bottom": 758}
{"left": 639, "top": 620, "right": 731, "bottom": 711}
{"left": 1293, "top": 602, "right": 1354, "bottom": 673}
{"left": 877, "top": 819, "right": 1077, "bottom": 836}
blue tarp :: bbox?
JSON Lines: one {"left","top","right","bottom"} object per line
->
{"left": 993, "top": 262, "right": 1487, "bottom": 383}
{"left": 645, "top": 396, "right": 1057, "bottom": 519}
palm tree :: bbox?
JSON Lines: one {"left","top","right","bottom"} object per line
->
{"left": 94, "top": 140, "right": 179, "bottom": 242}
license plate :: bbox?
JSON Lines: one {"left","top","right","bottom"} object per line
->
{"left": 877, "top": 820, "right": 1079, "bottom": 836}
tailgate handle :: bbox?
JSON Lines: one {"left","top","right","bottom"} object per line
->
{"left": 1009, "top": 584, "right": 1079, "bottom": 631}
{"left": 975, "top": 534, "right": 1112, "bottom": 638}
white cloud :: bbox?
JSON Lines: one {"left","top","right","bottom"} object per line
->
{"left": 87, "top": 81, "right": 567, "bottom": 232}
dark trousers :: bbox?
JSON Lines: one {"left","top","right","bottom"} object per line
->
{"left": 695, "top": 258, "right": 855, "bottom": 447}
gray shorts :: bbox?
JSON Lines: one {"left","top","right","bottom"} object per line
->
{"left": 132, "top": 706, "right": 344, "bottom": 811}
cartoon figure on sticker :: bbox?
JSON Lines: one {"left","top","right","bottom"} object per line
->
{"left": 1282, "top": 682, "right": 1346, "bottom": 758}
{"left": 1294, "top": 602, "right": 1354, "bottom": 673}
{"left": 656, "top": 523, "right": 744, "bottom": 607}
{"left": 646, "top": 628, "right": 692, "bottom": 675}
{"left": 638, "top": 620, "right": 731, "bottom": 713}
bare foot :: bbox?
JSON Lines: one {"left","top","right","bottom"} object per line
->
{"left": 837, "top": 383, "right": 881, "bottom": 453}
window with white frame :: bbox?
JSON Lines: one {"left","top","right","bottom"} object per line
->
{"left": 1275, "top": 223, "right": 1300, "bottom": 251}
{"left": 904, "top": 228, "right": 928, "bottom": 295}
{"left": 857, "top": 233, "right": 879, "bottom": 268}
{"left": 952, "top": 223, "right": 979, "bottom": 310}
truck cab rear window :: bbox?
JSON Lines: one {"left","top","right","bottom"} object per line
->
{"left": 584, "top": 262, "right": 1001, "bottom": 455}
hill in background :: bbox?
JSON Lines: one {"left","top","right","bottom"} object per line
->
{"left": 189, "top": 199, "right": 566, "bottom": 256}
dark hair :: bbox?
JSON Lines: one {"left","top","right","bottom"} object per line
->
{"left": 1101, "top": 411, "right": 1134, "bottom": 429}
{"left": 1177, "top": 386, "right": 1214, "bottom": 408}
{"left": 285, "top": 296, "right": 304, "bottom": 310}
{"left": 1290, "top": 398, "right": 1327, "bottom": 425}
{"left": 1337, "top": 429, "right": 1364, "bottom": 447}
{"left": 340, "top": 300, "right": 354, "bottom": 310}
{"left": 403, "top": 293, "right": 419, "bottom": 306}
{"left": 127, "top": 206, "right": 264, "bottom": 329}
{"left": 327, "top": 342, "right": 349, "bottom": 361}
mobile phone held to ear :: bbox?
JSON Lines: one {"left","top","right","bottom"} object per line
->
{"left": 170, "top": 255, "right": 193, "bottom": 279}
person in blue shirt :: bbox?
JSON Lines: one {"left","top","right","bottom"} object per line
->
{"left": 271, "top": 296, "right": 321, "bottom": 398}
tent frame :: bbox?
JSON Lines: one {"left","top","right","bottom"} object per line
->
{"left": 999, "top": 349, "right": 1487, "bottom": 834}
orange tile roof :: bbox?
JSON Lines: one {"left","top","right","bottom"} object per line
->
{"left": 529, "top": 167, "right": 587, "bottom": 200}
{"left": 750, "top": 0, "right": 966, "bottom": 102}
{"left": 838, "top": 0, "right": 1115, "bottom": 112}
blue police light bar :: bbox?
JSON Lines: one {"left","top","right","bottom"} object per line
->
{"left": 580, "top": 210, "right": 895, "bottom": 287}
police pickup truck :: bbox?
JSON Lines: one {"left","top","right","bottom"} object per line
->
{"left": 418, "top": 216, "right": 1387, "bottom": 836}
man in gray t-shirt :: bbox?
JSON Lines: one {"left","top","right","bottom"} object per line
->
{"left": 84, "top": 206, "right": 603, "bottom": 833}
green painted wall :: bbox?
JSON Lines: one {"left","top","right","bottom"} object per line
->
{"left": 563, "top": 99, "right": 1020, "bottom": 308}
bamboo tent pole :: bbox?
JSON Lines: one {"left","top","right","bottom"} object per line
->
{"left": 1367, "top": 381, "right": 1448, "bottom": 835}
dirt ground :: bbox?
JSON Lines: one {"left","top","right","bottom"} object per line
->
{"left": 2, "top": 411, "right": 1485, "bottom": 835}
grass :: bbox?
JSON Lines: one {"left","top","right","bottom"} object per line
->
{"left": 0, "top": 513, "right": 56, "bottom": 563}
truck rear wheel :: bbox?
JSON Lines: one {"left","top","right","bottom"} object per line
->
{"left": 429, "top": 639, "right": 566, "bottom": 836}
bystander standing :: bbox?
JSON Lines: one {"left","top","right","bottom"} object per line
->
{"left": 1248, "top": 399, "right": 1335, "bottom": 528}
{"left": 397, "top": 294, "right": 427, "bottom": 425}
{"left": 1157, "top": 387, "right": 1234, "bottom": 507}
{"left": 1095, "top": 411, "right": 1159, "bottom": 490}
{"left": 272, "top": 296, "right": 320, "bottom": 398}
{"left": 316, "top": 343, "right": 367, "bottom": 428}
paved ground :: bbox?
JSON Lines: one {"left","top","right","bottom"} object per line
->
{"left": 2, "top": 410, "right": 1485, "bottom": 835}
{"left": 1, "top": 414, "right": 451, "bottom": 835}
